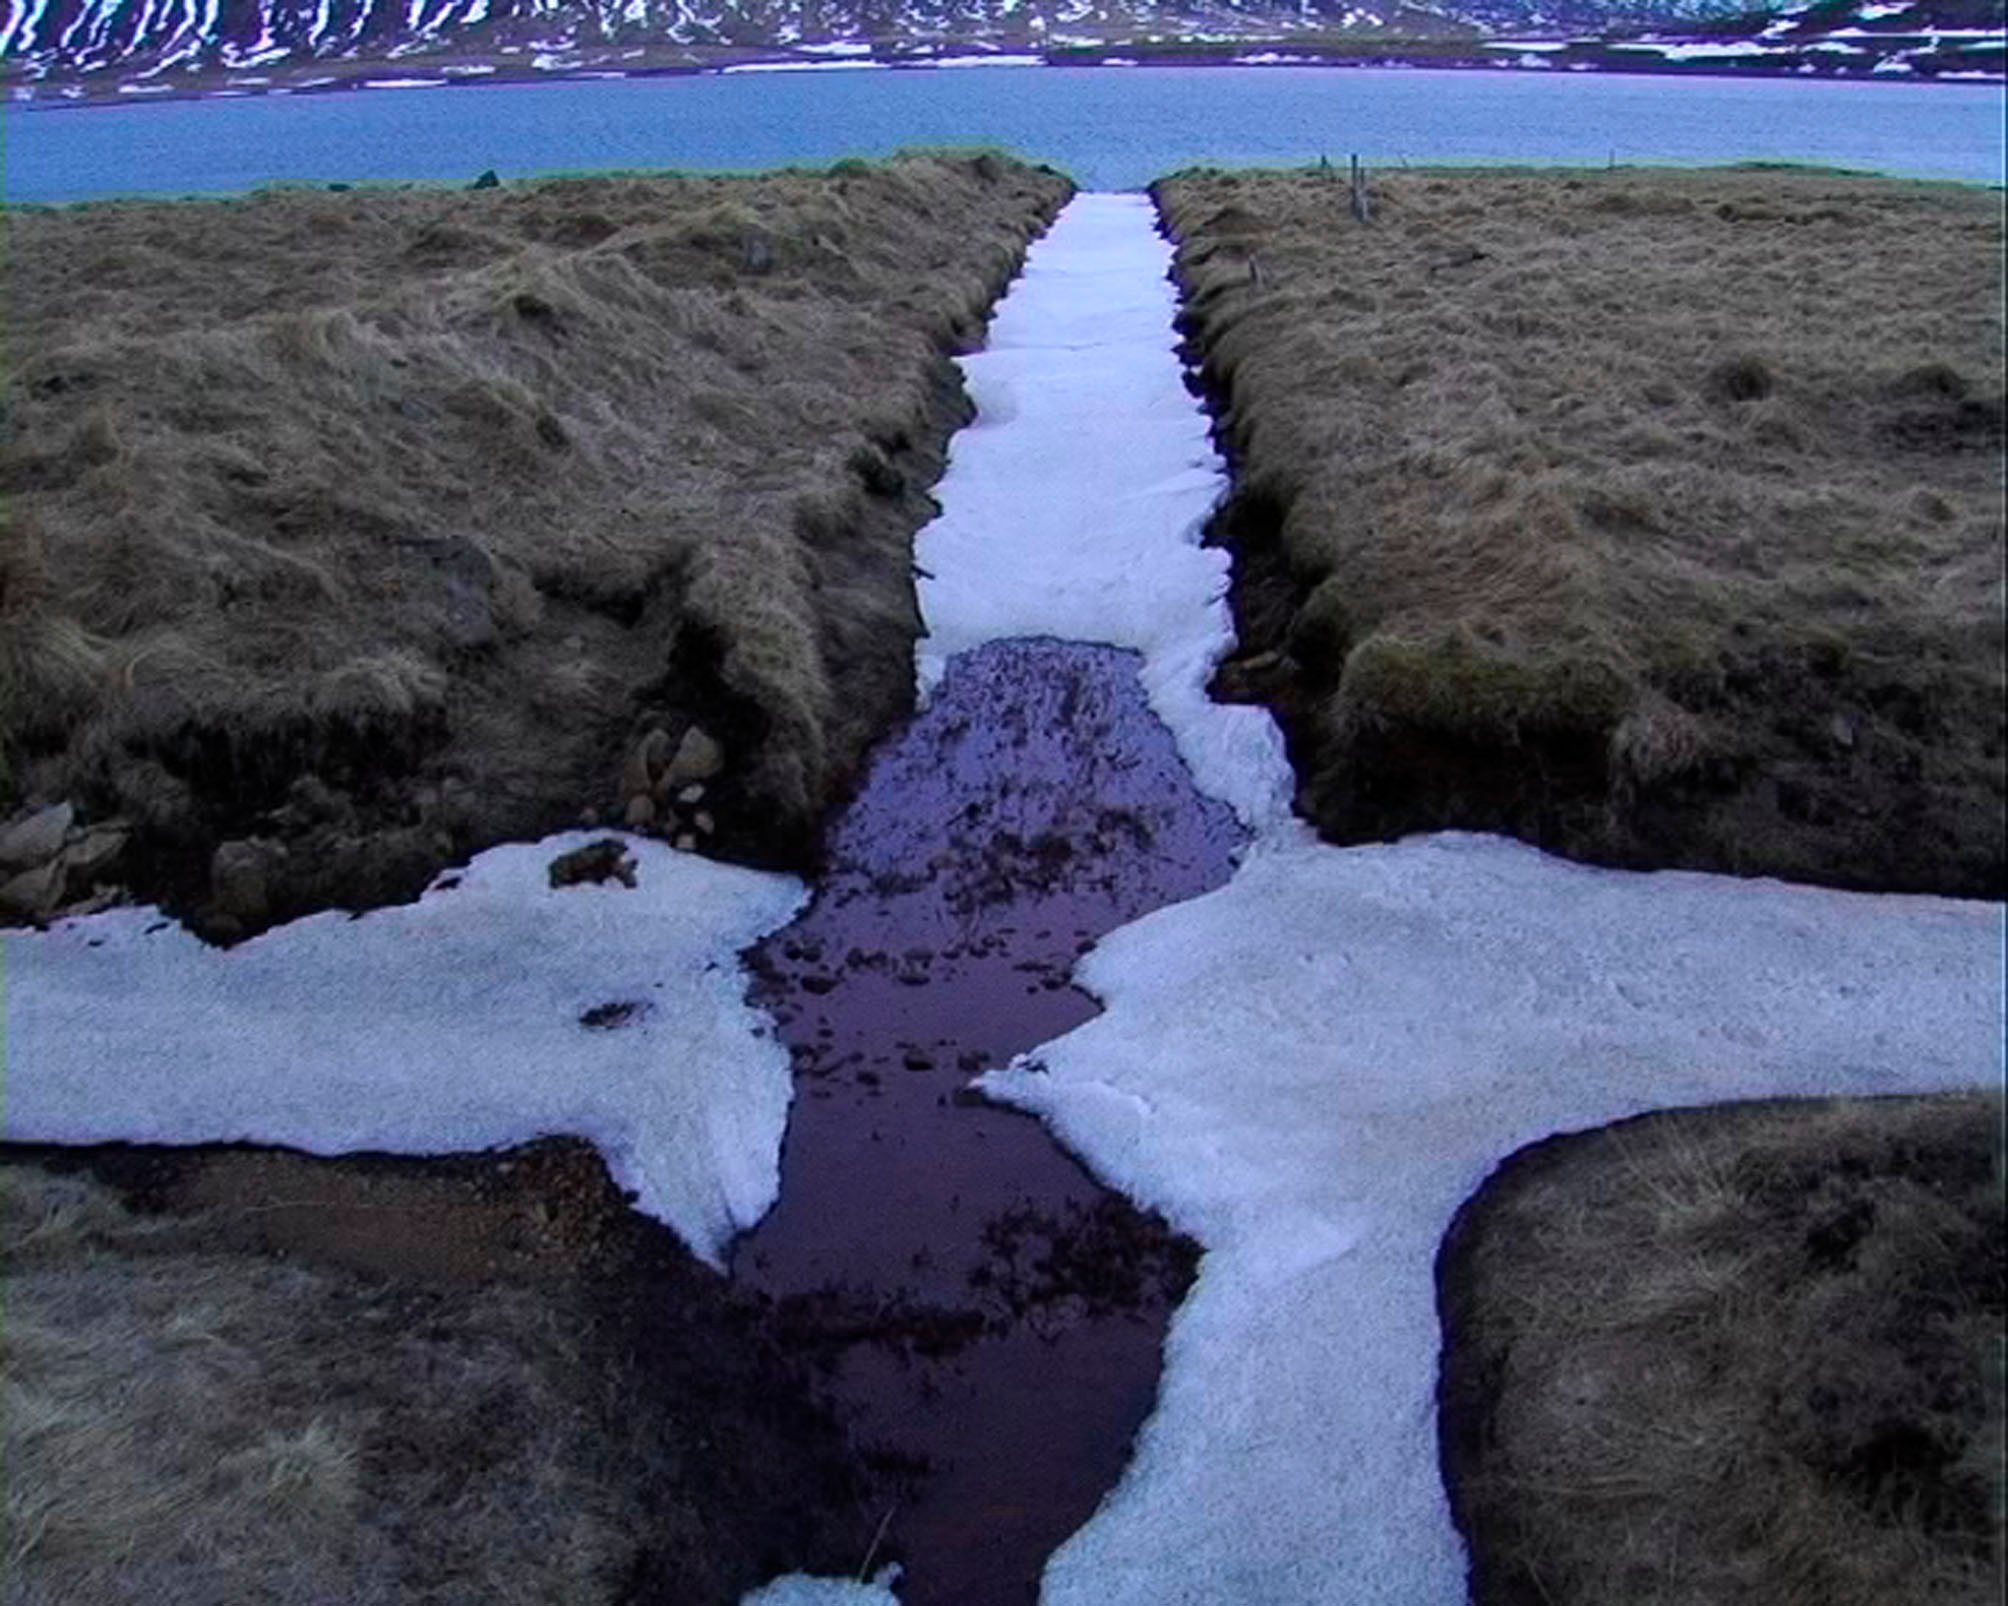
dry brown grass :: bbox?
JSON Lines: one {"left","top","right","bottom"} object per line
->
{"left": 0, "top": 1143, "right": 883, "bottom": 1603}
{"left": 1159, "top": 166, "right": 2005, "bottom": 897}
{"left": 1, "top": 153, "right": 1070, "bottom": 935}
{"left": 1436, "top": 1092, "right": 2006, "bottom": 1606}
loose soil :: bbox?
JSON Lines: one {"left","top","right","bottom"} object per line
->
{"left": 1158, "top": 165, "right": 2005, "bottom": 897}
{"left": 1436, "top": 1092, "right": 2006, "bottom": 1606}
{"left": 1, "top": 154, "right": 1070, "bottom": 938}
{"left": 735, "top": 638, "right": 1240, "bottom": 1603}
{"left": 0, "top": 1137, "right": 886, "bottom": 1604}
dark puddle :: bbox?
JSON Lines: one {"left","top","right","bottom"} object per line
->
{"left": 734, "top": 636, "right": 1245, "bottom": 1604}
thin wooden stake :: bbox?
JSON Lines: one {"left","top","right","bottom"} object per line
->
{"left": 1349, "top": 154, "right": 1372, "bottom": 225}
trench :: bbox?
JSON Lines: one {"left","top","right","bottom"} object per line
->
{"left": 728, "top": 190, "right": 1252, "bottom": 1602}
{"left": 734, "top": 638, "right": 1241, "bottom": 1602}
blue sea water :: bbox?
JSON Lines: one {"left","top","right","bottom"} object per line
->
{"left": 3, "top": 65, "right": 2002, "bottom": 202}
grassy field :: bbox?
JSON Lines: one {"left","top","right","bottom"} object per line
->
{"left": 1158, "top": 166, "right": 2005, "bottom": 898}
{"left": 1437, "top": 1091, "right": 2005, "bottom": 1606}
{"left": 0, "top": 1141, "right": 885, "bottom": 1603}
{"left": 1, "top": 153, "right": 1070, "bottom": 937}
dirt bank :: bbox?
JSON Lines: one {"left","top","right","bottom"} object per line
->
{"left": 1158, "top": 166, "right": 2005, "bottom": 897}
{"left": 0, "top": 1138, "right": 889, "bottom": 1604}
{"left": 1, "top": 153, "right": 1071, "bottom": 939}
{"left": 1435, "top": 1091, "right": 2005, "bottom": 1606}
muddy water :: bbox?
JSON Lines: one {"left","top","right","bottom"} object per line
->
{"left": 733, "top": 636, "right": 1242, "bottom": 1604}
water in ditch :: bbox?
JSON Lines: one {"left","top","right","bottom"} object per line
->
{"left": 733, "top": 635, "right": 1243, "bottom": 1604}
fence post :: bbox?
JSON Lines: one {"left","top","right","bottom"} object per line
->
{"left": 1349, "top": 154, "right": 1372, "bottom": 225}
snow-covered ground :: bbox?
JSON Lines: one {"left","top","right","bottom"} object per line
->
{"left": 3, "top": 192, "right": 2001, "bottom": 1606}
{"left": 3, "top": 835, "right": 806, "bottom": 1267}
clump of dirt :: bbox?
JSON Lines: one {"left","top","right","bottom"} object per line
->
{"left": 1159, "top": 166, "right": 2005, "bottom": 897}
{"left": 1435, "top": 1091, "right": 2006, "bottom": 1606}
{"left": 0, "top": 1137, "right": 890, "bottom": 1605}
{"left": 1, "top": 154, "right": 1072, "bottom": 940}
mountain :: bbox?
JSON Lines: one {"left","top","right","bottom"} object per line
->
{"left": 3, "top": 0, "right": 2000, "bottom": 93}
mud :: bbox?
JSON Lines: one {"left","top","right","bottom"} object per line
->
{"left": 733, "top": 636, "right": 1244, "bottom": 1604}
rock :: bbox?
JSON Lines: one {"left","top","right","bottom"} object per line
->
{"left": 624, "top": 793, "right": 657, "bottom": 830}
{"left": 469, "top": 168, "right": 501, "bottom": 190}
{"left": 692, "top": 811, "right": 716, "bottom": 836}
{"left": 1828, "top": 713, "right": 1858, "bottom": 751}
{"left": 211, "top": 838, "right": 285, "bottom": 927}
{"left": 676, "top": 782, "right": 706, "bottom": 806}
{"left": 58, "top": 825, "right": 128, "bottom": 887}
{"left": 663, "top": 726, "right": 725, "bottom": 788}
{"left": 0, "top": 802, "right": 74, "bottom": 871}
{"left": 0, "top": 861, "right": 65, "bottom": 921}
{"left": 547, "top": 838, "right": 637, "bottom": 890}
{"left": 672, "top": 833, "right": 698, "bottom": 853}
{"left": 623, "top": 728, "right": 672, "bottom": 799}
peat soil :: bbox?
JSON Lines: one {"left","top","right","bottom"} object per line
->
{"left": 733, "top": 636, "right": 1243, "bottom": 1604}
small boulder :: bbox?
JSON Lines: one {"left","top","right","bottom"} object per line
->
{"left": 58, "top": 825, "right": 129, "bottom": 890}
{"left": 624, "top": 793, "right": 658, "bottom": 830}
{"left": 0, "top": 802, "right": 74, "bottom": 872}
{"left": 623, "top": 728, "right": 673, "bottom": 799}
{"left": 548, "top": 838, "right": 637, "bottom": 890}
{"left": 0, "top": 861, "right": 65, "bottom": 922}
{"left": 211, "top": 839, "right": 286, "bottom": 927}
{"left": 663, "top": 726, "right": 725, "bottom": 788}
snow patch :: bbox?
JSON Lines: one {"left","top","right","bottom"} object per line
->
{"left": 984, "top": 834, "right": 2005, "bottom": 1603}
{"left": 3, "top": 834, "right": 807, "bottom": 1268}
{"left": 915, "top": 195, "right": 1292, "bottom": 832}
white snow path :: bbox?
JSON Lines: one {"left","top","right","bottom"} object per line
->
{"left": 916, "top": 193, "right": 1295, "bottom": 833}
{"left": 2, "top": 835, "right": 806, "bottom": 1268}
{"left": 902, "top": 190, "right": 2005, "bottom": 1602}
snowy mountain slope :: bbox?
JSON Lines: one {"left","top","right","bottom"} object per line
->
{"left": 4, "top": 0, "right": 1998, "bottom": 88}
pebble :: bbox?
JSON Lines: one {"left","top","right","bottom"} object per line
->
{"left": 0, "top": 802, "right": 74, "bottom": 871}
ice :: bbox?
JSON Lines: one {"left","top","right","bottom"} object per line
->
{"left": 3, "top": 833, "right": 806, "bottom": 1267}
{"left": 983, "top": 833, "right": 2004, "bottom": 1603}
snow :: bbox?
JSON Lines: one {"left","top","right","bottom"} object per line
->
{"left": 719, "top": 58, "right": 890, "bottom": 73}
{"left": 915, "top": 194, "right": 1293, "bottom": 832}
{"left": 742, "top": 1568, "right": 900, "bottom": 1604}
{"left": 931, "top": 53, "right": 1044, "bottom": 68}
{"left": 916, "top": 192, "right": 2005, "bottom": 1602}
{"left": 3, "top": 834, "right": 807, "bottom": 1268}
{"left": 981, "top": 833, "right": 2003, "bottom": 1603}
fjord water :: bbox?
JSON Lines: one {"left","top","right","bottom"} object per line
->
{"left": 7, "top": 66, "right": 2003, "bottom": 202}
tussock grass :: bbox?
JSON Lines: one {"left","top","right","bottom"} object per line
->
{"left": 0, "top": 1147, "right": 880, "bottom": 1602}
{"left": 1160, "top": 167, "right": 2005, "bottom": 896}
{"left": 1, "top": 154, "right": 1070, "bottom": 933}
{"left": 1436, "top": 1092, "right": 2006, "bottom": 1606}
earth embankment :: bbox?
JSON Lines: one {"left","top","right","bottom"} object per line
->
{"left": 1, "top": 153, "right": 1072, "bottom": 938}
{"left": 1157, "top": 166, "right": 2005, "bottom": 896}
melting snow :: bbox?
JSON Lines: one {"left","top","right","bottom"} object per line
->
{"left": 3, "top": 835, "right": 807, "bottom": 1268}
{"left": 895, "top": 192, "right": 2003, "bottom": 1602}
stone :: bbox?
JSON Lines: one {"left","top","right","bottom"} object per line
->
{"left": 672, "top": 833, "right": 698, "bottom": 853}
{"left": 547, "top": 838, "right": 637, "bottom": 890}
{"left": 663, "top": 726, "right": 725, "bottom": 788}
{"left": 676, "top": 782, "right": 706, "bottom": 805}
{"left": 0, "top": 802, "right": 74, "bottom": 871}
{"left": 0, "top": 861, "right": 64, "bottom": 921}
{"left": 692, "top": 811, "right": 716, "bottom": 836}
{"left": 58, "top": 825, "right": 128, "bottom": 885}
{"left": 624, "top": 793, "right": 658, "bottom": 830}
{"left": 622, "top": 728, "right": 671, "bottom": 800}
{"left": 211, "top": 839, "right": 285, "bottom": 926}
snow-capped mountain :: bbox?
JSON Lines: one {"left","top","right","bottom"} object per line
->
{"left": 2, "top": 0, "right": 1999, "bottom": 86}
